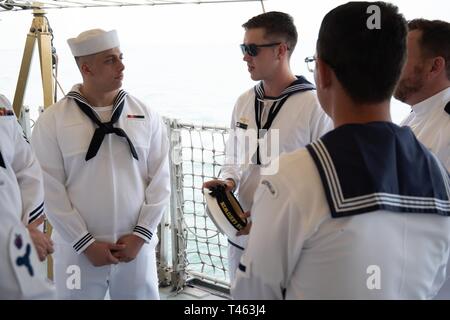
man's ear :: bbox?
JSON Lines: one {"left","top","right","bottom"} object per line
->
{"left": 80, "top": 62, "right": 92, "bottom": 76}
{"left": 315, "top": 57, "right": 332, "bottom": 90}
{"left": 277, "top": 43, "right": 289, "bottom": 60}
{"left": 428, "top": 56, "right": 446, "bottom": 80}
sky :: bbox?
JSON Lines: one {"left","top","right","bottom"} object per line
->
{"left": 0, "top": 0, "right": 449, "bottom": 124}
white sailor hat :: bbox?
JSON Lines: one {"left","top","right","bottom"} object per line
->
{"left": 67, "top": 29, "right": 120, "bottom": 57}
{"left": 204, "top": 185, "right": 248, "bottom": 243}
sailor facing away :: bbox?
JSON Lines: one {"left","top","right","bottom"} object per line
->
{"left": 203, "top": 11, "right": 331, "bottom": 282}
{"left": 231, "top": 2, "right": 450, "bottom": 299}
{"left": 31, "top": 29, "right": 170, "bottom": 299}
{"left": 0, "top": 95, "right": 55, "bottom": 299}
{"left": 394, "top": 19, "right": 450, "bottom": 299}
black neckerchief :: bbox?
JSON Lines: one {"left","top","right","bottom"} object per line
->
{"left": 306, "top": 122, "right": 450, "bottom": 218}
{"left": 0, "top": 151, "right": 5, "bottom": 168}
{"left": 67, "top": 90, "right": 138, "bottom": 162}
{"left": 444, "top": 101, "right": 450, "bottom": 115}
{"left": 253, "top": 76, "right": 315, "bottom": 165}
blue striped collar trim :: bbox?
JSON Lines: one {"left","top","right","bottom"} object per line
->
{"left": 254, "top": 75, "right": 315, "bottom": 101}
{"left": 306, "top": 123, "right": 450, "bottom": 217}
{"left": 66, "top": 89, "right": 127, "bottom": 116}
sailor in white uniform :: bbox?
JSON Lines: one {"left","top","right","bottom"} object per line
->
{"left": 0, "top": 96, "right": 55, "bottom": 299}
{"left": 232, "top": 2, "right": 450, "bottom": 299}
{"left": 0, "top": 94, "right": 54, "bottom": 261}
{"left": 203, "top": 11, "right": 331, "bottom": 281}
{"left": 31, "top": 29, "right": 170, "bottom": 299}
{"left": 395, "top": 19, "right": 450, "bottom": 171}
{"left": 394, "top": 19, "right": 450, "bottom": 298}
{"left": 0, "top": 96, "right": 47, "bottom": 226}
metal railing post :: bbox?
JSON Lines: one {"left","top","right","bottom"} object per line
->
{"left": 166, "top": 118, "right": 188, "bottom": 291}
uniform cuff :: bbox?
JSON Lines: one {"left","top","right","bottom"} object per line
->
{"left": 28, "top": 202, "right": 44, "bottom": 224}
{"left": 133, "top": 225, "right": 153, "bottom": 244}
{"left": 72, "top": 232, "right": 95, "bottom": 254}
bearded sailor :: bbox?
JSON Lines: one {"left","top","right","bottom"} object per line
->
{"left": 31, "top": 29, "right": 170, "bottom": 299}
{"left": 394, "top": 18, "right": 450, "bottom": 299}
{"left": 232, "top": 2, "right": 450, "bottom": 299}
{"left": 394, "top": 20, "right": 450, "bottom": 170}
{"left": 203, "top": 11, "right": 331, "bottom": 281}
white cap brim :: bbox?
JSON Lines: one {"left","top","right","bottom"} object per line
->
{"left": 204, "top": 188, "right": 246, "bottom": 243}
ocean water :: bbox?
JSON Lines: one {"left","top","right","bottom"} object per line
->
{"left": 0, "top": 44, "right": 251, "bottom": 126}
{"left": 0, "top": 2, "right": 421, "bottom": 126}
{"left": 0, "top": 43, "right": 412, "bottom": 126}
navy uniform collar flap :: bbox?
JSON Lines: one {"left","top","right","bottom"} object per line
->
{"left": 306, "top": 122, "right": 450, "bottom": 218}
{"left": 252, "top": 76, "right": 315, "bottom": 165}
{"left": 66, "top": 89, "right": 127, "bottom": 116}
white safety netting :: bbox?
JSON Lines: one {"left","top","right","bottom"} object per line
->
{"left": 167, "top": 120, "right": 231, "bottom": 288}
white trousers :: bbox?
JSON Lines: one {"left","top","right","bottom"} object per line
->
{"left": 227, "top": 235, "right": 247, "bottom": 283}
{"left": 53, "top": 236, "right": 159, "bottom": 300}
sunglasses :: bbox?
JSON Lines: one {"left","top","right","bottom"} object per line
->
{"left": 240, "top": 42, "right": 282, "bottom": 57}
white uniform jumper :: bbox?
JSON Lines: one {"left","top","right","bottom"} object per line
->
{"left": 401, "top": 87, "right": 450, "bottom": 171}
{"left": 221, "top": 76, "right": 332, "bottom": 280}
{"left": 232, "top": 122, "right": 450, "bottom": 299}
{"left": 31, "top": 85, "right": 170, "bottom": 299}
{"left": 0, "top": 95, "right": 45, "bottom": 225}
{"left": 401, "top": 87, "right": 450, "bottom": 299}
{"left": 0, "top": 97, "right": 54, "bottom": 299}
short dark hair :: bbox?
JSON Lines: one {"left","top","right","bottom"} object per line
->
{"left": 243, "top": 11, "right": 298, "bottom": 56}
{"left": 317, "top": 2, "right": 407, "bottom": 104}
{"left": 408, "top": 19, "right": 450, "bottom": 80}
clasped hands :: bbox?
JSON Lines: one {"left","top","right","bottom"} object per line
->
{"left": 84, "top": 234, "right": 145, "bottom": 267}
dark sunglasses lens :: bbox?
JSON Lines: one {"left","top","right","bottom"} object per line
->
{"left": 240, "top": 44, "right": 247, "bottom": 55}
{"left": 247, "top": 44, "right": 258, "bottom": 57}
{"left": 240, "top": 44, "right": 258, "bottom": 57}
